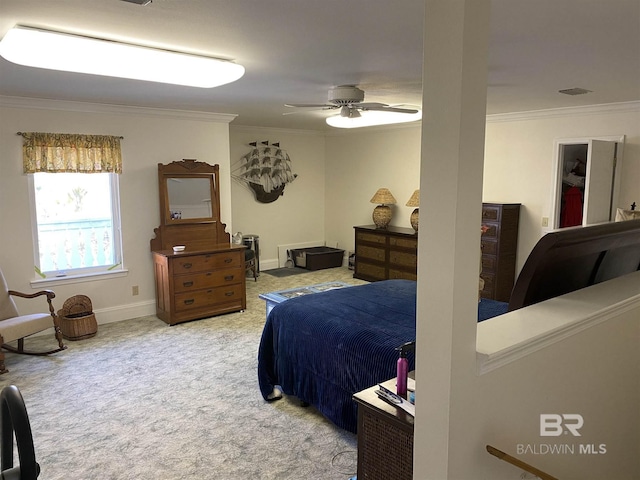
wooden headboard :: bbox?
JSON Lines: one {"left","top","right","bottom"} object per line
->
{"left": 508, "top": 219, "right": 640, "bottom": 311}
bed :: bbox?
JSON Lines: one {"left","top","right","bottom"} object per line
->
{"left": 257, "top": 279, "right": 506, "bottom": 433}
{"left": 258, "top": 219, "right": 640, "bottom": 433}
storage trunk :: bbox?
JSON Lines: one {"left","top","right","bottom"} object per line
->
{"left": 291, "top": 246, "right": 345, "bottom": 271}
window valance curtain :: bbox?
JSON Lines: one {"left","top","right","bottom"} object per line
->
{"left": 20, "top": 132, "right": 123, "bottom": 174}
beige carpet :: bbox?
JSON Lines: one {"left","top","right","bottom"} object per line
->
{"left": 0, "top": 267, "right": 367, "bottom": 480}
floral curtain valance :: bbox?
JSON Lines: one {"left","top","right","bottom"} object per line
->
{"left": 20, "top": 132, "right": 123, "bottom": 174}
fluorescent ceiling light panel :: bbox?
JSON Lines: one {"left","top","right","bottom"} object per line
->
{"left": 0, "top": 26, "right": 245, "bottom": 88}
{"left": 326, "top": 109, "right": 422, "bottom": 128}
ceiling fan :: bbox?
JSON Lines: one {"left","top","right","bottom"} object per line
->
{"left": 284, "top": 85, "right": 418, "bottom": 118}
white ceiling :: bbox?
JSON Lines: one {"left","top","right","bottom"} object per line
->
{"left": 0, "top": 0, "right": 638, "bottom": 131}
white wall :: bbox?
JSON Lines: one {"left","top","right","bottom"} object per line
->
{"left": 0, "top": 97, "right": 234, "bottom": 322}
{"left": 229, "top": 126, "right": 326, "bottom": 269}
{"left": 324, "top": 126, "right": 422, "bottom": 252}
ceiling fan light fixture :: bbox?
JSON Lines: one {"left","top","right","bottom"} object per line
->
{"left": 340, "top": 106, "right": 361, "bottom": 118}
{"left": 327, "top": 109, "right": 422, "bottom": 129}
{"left": 0, "top": 26, "right": 245, "bottom": 88}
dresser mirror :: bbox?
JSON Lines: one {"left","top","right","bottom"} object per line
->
{"left": 166, "top": 176, "right": 213, "bottom": 221}
{"left": 158, "top": 159, "right": 219, "bottom": 225}
{"left": 151, "top": 159, "right": 230, "bottom": 251}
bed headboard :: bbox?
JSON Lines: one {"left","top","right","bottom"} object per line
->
{"left": 508, "top": 219, "right": 640, "bottom": 311}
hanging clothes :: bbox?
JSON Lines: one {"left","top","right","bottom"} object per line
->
{"left": 561, "top": 186, "right": 583, "bottom": 227}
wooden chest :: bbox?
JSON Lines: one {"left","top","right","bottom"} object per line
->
{"left": 354, "top": 225, "right": 417, "bottom": 282}
{"left": 152, "top": 245, "right": 246, "bottom": 325}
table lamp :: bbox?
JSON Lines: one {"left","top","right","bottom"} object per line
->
{"left": 406, "top": 189, "right": 419, "bottom": 232}
{"left": 370, "top": 188, "right": 397, "bottom": 229}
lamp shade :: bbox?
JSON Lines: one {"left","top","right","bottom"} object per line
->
{"left": 405, "top": 189, "right": 419, "bottom": 207}
{"left": 370, "top": 188, "right": 397, "bottom": 205}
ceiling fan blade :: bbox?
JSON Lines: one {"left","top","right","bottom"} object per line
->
{"left": 284, "top": 103, "right": 335, "bottom": 108}
{"left": 360, "top": 105, "right": 419, "bottom": 114}
{"left": 356, "top": 102, "right": 388, "bottom": 109}
{"left": 282, "top": 105, "right": 339, "bottom": 116}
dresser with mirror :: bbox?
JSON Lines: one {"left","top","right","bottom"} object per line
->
{"left": 150, "top": 159, "right": 246, "bottom": 325}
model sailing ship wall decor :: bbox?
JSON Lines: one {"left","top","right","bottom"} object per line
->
{"left": 233, "top": 141, "right": 297, "bottom": 203}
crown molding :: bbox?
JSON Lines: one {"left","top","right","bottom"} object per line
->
{"left": 486, "top": 101, "right": 640, "bottom": 123}
{"left": 0, "top": 95, "right": 238, "bottom": 123}
{"left": 230, "top": 124, "right": 326, "bottom": 137}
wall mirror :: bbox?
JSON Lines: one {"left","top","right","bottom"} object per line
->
{"left": 158, "top": 159, "right": 220, "bottom": 225}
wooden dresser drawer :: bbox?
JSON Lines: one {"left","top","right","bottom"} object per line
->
{"left": 357, "top": 231, "right": 387, "bottom": 245}
{"left": 481, "top": 255, "right": 496, "bottom": 272}
{"left": 357, "top": 262, "right": 386, "bottom": 281}
{"left": 358, "top": 245, "right": 386, "bottom": 262}
{"left": 481, "top": 205, "right": 500, "bottom": 222}
{"left": 389, "top": 236, "right": 417, "bottom": 250}
{"left": 481, "top": 240, "right": 497, "bottom": 256}
{"left": 172, "top": 252, "right": 241, "bottom": 274}
{"left": 174, "top": 284, "right": 244, "bottom": 313}
{"left": 480, "top": 223, "right": 498, "bottom": 240}
{"left": 174, "top": 267, "right": 242, "bottom": 293}
{"left": 389, "top": 250, "right": 417, "bottom": 269}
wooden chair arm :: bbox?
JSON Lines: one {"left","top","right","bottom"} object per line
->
{"left": 7, "top": 289, "right": 57, "bottom": 320}
{"left": 8, "top": 289, "right": 56, "bottom": 301}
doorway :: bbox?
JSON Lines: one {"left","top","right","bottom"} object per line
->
{"left": 551, "top": 136, "right": 625, "bottom": 229}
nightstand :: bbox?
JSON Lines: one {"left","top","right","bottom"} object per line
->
{"left": 353, "top": 375, "right": 414, "bottom": 479}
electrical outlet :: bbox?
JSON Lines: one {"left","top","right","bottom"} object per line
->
{"left": 541, "top": 216, "right": 549, "bottom": 227}
{"left": 132, "top": 285, "right": 139, "bottom": 296}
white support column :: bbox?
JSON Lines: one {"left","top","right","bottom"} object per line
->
{"left": 413, "top": 1, "right": 491, "bottom": 478}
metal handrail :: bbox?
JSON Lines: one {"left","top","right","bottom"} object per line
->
{"left": 486, "top": 445, "right": 558, "bottom": 480}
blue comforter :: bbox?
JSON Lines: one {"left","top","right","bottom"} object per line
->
{"left": 257, "top": 279, "right": 506, "bottom": 433}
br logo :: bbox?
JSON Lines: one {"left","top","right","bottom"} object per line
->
{"left": 540, "top": 414, "right": 584, "bottom": 437}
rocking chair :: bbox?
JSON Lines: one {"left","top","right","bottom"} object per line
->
{"left": 0, "top": 269, "right": 66, "bottom": 374}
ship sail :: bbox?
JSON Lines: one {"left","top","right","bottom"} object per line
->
{"left": 233, "top": 141, "right": 297, "bottom": 203}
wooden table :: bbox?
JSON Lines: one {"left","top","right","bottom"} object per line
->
{"left": 258, "top": 281, "right": 352, "bottom": 318}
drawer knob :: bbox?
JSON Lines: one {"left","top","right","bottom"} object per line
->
{"left": 184, "top": 299, "right": 194, "bottom": 305}
{"left": 224, "top": 275, "right": 234, "bottom": 281}
{"left": 224, "top": 258, "right": 233, "bottom": 263}
{"left": 182, "top": 281, "right": 193, "bottom": 287}
{"left": 182, "top": 262, "right": 193, "bottom": 269}
{"left": 225, "top": 291, "right": 235, "bottom": 297}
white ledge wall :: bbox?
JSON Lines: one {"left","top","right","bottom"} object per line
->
{"left": 477, "top": 270, "right": 640, "bottom": 374}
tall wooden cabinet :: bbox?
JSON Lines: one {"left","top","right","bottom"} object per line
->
{"left": 353, "top": 225, "right": 417, "bottom": 282}
{"left": 480, "top": 203, "right": 521, "bottom": 302}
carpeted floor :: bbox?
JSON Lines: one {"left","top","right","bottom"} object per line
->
{"left": 0, "top": 267, "right": 367, "bottom": 480}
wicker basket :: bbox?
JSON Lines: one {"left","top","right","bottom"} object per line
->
{"left": 57, "top": 295, "right": 98, "bottom": 341}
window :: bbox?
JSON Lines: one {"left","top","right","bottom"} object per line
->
{"left": 29, "top": 172, "right": 123, "bottom": 278}
{"left": 19, "top": 132, "right": 124, "bottom": 280}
